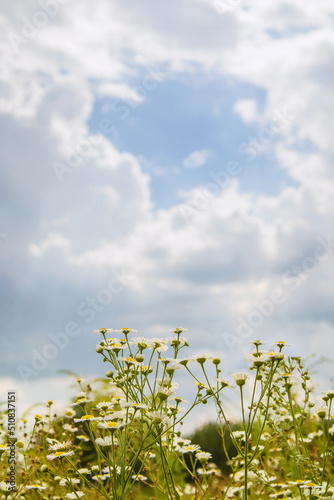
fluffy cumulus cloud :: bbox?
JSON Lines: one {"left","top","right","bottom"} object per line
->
{"left": 183, "top": 149, "right": 212, "bottom": 168}
{"left": 1, "top": 0, "right": 334, "bottom": 392}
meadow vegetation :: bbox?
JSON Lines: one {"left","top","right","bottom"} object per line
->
{"left": 1, "top": 328, "right": 334, "bottom": 499}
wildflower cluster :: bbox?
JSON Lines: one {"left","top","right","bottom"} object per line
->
{"left": 0, "top": 331, "right": 333, "bottom": 500}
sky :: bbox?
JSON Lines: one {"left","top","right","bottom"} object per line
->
{"left": 1, "top": 0, "right": 334, "bottom": 421}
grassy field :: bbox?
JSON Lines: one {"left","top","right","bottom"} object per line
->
{"left": 1, "top": 328, "right": 334, "bottom": 499}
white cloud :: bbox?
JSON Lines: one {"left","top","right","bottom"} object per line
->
{"left": 96, "top": 82, "right": 146, "bottom": 103}
{"left": 1, "top": 0, "right": 334, "bottom": 395}
{"left": 0, "top": 376, "right": 74, "bottom": 421}
{"left": 30, "top": 232, "right": 71, "bottom": 257}
{"left": 183, "top": 149, "right": 212, "bottom": 168}
{"left": 234, "top": 98, "right": 258, "bottom": 123}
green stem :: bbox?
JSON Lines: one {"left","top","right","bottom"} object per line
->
{"left": 240, "top": 386, "right": 248, "bottom": 500}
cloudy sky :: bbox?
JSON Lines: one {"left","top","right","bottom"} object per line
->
{"left": 1, "top": 0, "right": 334, "bottom": 411}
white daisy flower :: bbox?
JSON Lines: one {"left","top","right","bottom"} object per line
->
{"left": 64, "top": 408, "right": 76, "bottom": 418}
{"left": 94, "top": 328, "right": 113, "bottom": 335}
{"left": 47, "top": 440, "right": 72, "bottom": 451}
{"left": 115, "top": 328, "right": 137, "bottom": 335}
{"left": 95, "top": 436, "right": 115, "bottom": 447}
{"left": 232, "top": 373, "right": 249, "bottom": 387}
{"left": 196, "top": 451, "right": 212, "bottom": 461}
{"left": 146, "top": 411, "right": 170, "bottom": 425}
{"left": 76, "top": 435, "right": 90, "bottom": 442}
{"left": 25, "top": 485, "right": 46, "bottom": 491}
{"left": 63, "top": 424, "right": 78, "bottom": 433}
{"left": 59, "top": 478, "right": 80, "bottom": 486}
{"left": 171, "top": 327, "right": 188, "bottom": 334}
{"left": 132, "top": 474, "right": 147, "bottom": 481}
{"left": 46, "top": 450, "right": 74, "bottom": 461}
{"left": 157, "top": 386, "right": 175, "bottom": 400}
{"left": 97, "top": 421, "right": 126, "bottom": 431}
{"left": 191, "top": 353, "right": 214, "bottom": 364}
{"left": 74, "top": 415, "right": 101, "bottom": 423}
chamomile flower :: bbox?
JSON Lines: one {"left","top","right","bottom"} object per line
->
{"left": 64, "top": 408, "right": 76, "bottom": 418}
{"left": 140, "top": 365, "right": 154, "bottom": 374}
{"left": 59, "top": 478, "right": 80, "bottom": 486}
{"left": 168, "top": 336, "right": 188, "bottom": 347}
{"left": 196, "top": 467, "right": 219, "bottom": 475}
{"left": 95, "top": 436, "right": 115, "bottom": 447}
{"left": 115, "top": 328, "right": 137, "bottom": 335}
{"left": 267, "top": 351, "right": 285, "bottom": 362}
{"left": 35, "top": 414, "right": 46, "bottom": 423}
{"left": 289, "top": 480, "right": 306, "bottom": 487}
{"left": 191, "top": 353, "right": 214, "bottom": 364}
{"left": 193, "top": 381, "right": 208, "bottom": 390}
{"left": 232, "top": 372, "right": 249, "bottom": 387}
{"left": 173, "top": 396, "right": 188, "bottom": 404}
{"left": 104, "top": 409, "right": 127, "bottom": 420}
{"left": 178, "top": 358, "right": 191, "bottom": 366}
{"left": 72, "top": 396, "right": 93, "bottom": 405}
{"left": 248, "top": 352, "right": 269, "bottom": 367}
{"left": 132, "top": 474, "right": 147, "bottom": 482}
{"left": 179, "top": 444, "right": 201, "bottom": 454}
{"left": 171, "top": 327, "right": 188, "bottom": 335}
{"left": 25, "top": 485, "right": 46, "bottom": 491}
{"left": 324, "top": 389, "right": 334, "bottom": 400}
{"left": 216, "top": 378, "right": 232, "bottom": 388}
{"left": 273, "top": 341, "right": 291, "bottom": 349}
{"left": 232, "top": 431, "right": 246, "bottom": 440}
{"left": 74, "top": 415, "right": 102, "bottom": 423}
{"left": 47, "top": 439, "right": 72, "bottom": 451}
{"left": 0, "top": 482, "right": 11, "bottom": 492}
{"left": 150, "top": 338, "right": 169, "bottom": 353}
{"left": 102, "top": 465, "right": 121, "bottom": 475}
{"left": 98, "top": 421, "right": 126, "bottom": 431}
{"left": 105, "top": 343, "right": 126, "bottom": 353}
{"left": 146, "top": 411, "right": 170, "bottom": 425}
{"left": 316, "top": 405, "right": 328, "bottom": 418}
{"left": 95, "top": 402, "right": 114, "bottom": 412}
{"left": 250, "top": 340, "right": 265, "bottom": 347}
{"left": 159, "top": 357, "right": 175, "bottom": 365}
{"left": 182, "top": 484, "right": 196, "bottom": 495}
{"left": 46, "top": 450, "right": 74, "bottom": 461}
{"left": 196, "top": 451, "right": 212, "bottom": 461}
{"left": 94, "top": 328, "right": 113, "bottom": 335}
{"left": 157, "top": 386, "right": 175, "bottom": 400}
{"left": 65, "top": 493, "right": 84, "bottom": 499}
{"left": 77, "top": 469, "right": 90, "bottom": 476}
{"left": 92, "top": 474, "right": 109, "bottom": 481}
{"left": 167, "top": 364, "right": 182, "bottom": 374}
{"left": 76, "top": 435, "right": 90, "bottom": 442}
{"left": 131, "top": 336, "right": 152, "bottom": 350}
{"left": 120, "top": 401, "right": 148, "bottom": 410}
